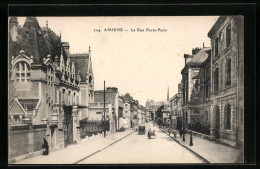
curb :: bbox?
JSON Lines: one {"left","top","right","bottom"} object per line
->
{"left": 73, "top": 130, "right": 136, "bottom": 164}
{"left": 157, "top": 125, "right": 210, "bottom": 163}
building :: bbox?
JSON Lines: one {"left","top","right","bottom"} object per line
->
{"left": 8, "top": 17, "right": 93, "bottom": 160}
{"left": 146, "top": 100, "right": 164, "bottom": 120}
{"left": 92, "top": 87, "right": 122, "bottom": 131}
{"left": 121, "top": 93, "right": 134, "bottom": 128}
{"left": 169, "top": 84, "right": 183, "bottom": 129}
{"left": 181, "top": 46, "right": 211, "bottom": 129}
{"left": 207, "top": 16, "right": 244, "bottom": 148}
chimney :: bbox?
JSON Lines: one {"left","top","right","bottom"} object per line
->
{"left": 106, "top": 87, "right": 118, "bottom": 92}
{"left": 184, "top": 54, "right": 189, "bottom": 65}
{"left": 192, "top": 47, "right": 201, "bottom": 55}
{"left": 203, "top": 42, "right": 205, "bottom": 48}
{"left": 9, "top": 17, "right": 18, "bottom": 42}
{"left": 192, "top": 48, "right": 195, "bottom": 55}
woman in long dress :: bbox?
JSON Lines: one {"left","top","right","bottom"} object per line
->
{"left": 42, "top": 138, "right": 49, "bottom": 155}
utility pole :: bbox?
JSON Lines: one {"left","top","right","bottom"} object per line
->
{"left": 103, "top": 81, "right": 106, "bottom": 137}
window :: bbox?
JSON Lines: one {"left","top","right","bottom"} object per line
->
{"left": 225, "top": 59, "right": 231, "bottom": 86}
{"left": 14, "top": 115, "right": 20, "bottom": 123}
{"left": 214, "top": 68, "right": 219, "bottom": 92}
{"left": 194, "top": 79, "right": 199, "bottom": 89}
{"left": 68, "top": 91, "right": 71, "bottom": 104}
{"left": 62, "top": 89, "right": 66, "bottom": 104}
{"left": 214, "top": 37, "right": 219, "bottom": 57}
{"left": 205, "top": 84, "right": 209, "bottom": 99}
{"left": 47, "top": 66, "right": 54, "bottom": 105}
{"left": 226, "top": 24, "right": 231, "bottom": 48}
{"left": 14, "top": 61, "right": 30, "bottom": 82}
{"left": 205, "top": 111, "right": 208, "bottom": 123}
{"left": 73, "top": 92, "right": 76, "bottom": 105}
{"left": 224, "top": 104, "right": 231, "bottom": 130}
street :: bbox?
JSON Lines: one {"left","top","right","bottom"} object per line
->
{"left": 76, "top": 122, "right": 204, "bottom": 164}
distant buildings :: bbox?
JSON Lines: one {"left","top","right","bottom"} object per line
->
{"left": 169, "top": 84, "right": 183, "bottom": 129}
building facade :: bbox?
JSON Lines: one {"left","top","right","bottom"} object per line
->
{"left": 208, "top": 16, "right": 244, "bottom": 148}
{"left": 169, "top": 85, "right": 183, "bottom": 129}
{"left": 8, "top": 17, "right": 93, "bottom": 160}
{"left": 181, "top": 46, "right": 211, "bottom": 129}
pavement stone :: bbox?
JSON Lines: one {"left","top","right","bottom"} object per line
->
{"left": 13, "top": 129, "right": 135, "bottom": 164}
{"left": 160, "top": 127, "right": 243, "bottom": 163}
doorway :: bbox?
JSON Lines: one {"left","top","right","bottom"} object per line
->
{"left": 63, "top": 106, "right": 73, "bottom": 147}
{"left": 214, "top": 105, "right": 220, "bottom": 139}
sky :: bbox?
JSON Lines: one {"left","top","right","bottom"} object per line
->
{"left": 17, "top": 16, "right": 219, "bottom": 106}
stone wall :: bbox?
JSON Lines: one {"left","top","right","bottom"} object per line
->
{"left": 9, "top": 124, "right": 47, "bottom": 159}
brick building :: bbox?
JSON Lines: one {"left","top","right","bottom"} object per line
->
{"left": 8, "top": 17, "right": 94, "bottom": 160}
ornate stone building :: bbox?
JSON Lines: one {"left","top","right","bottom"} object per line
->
{"left": 8, "top": 17, "right": 94, "bottom": 160}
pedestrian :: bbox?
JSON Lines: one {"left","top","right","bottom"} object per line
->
{"left": 179, "top": 128, "right": 182, "bottom": 138}
{"left": 168, "top": 128, "right": 171, "bottom": 136}
{"left": 42, "top": 138, "right": 49, "bottom": 155}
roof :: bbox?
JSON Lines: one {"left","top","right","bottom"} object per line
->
{"left": 9, "top": 17, "right": 92, "bottom": 84}
{"left": 94, "top": 90, "right": 117, "bottom": 103}
{"left": 186, "top": 47, "right": 211, "bottom": 66}
{"left": 42, "top": 27, "right": 66, "bottom": 64}
{"left": 9, "top": 17, "right": 67, "bottom": 65}
{"left": 70, "top": 54, "right": 89, "bottom": 82}
{"left": 208, "top": 16, "right": 226, "bottom": 38}
{"left": 187, "top": 47, "right": 211, "bottom": 64}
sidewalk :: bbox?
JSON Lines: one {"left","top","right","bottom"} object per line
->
{"left": 12, "top": 129, "right": 135, "bottom": 164}
{"left": 160, "top": 127, "right": 243, "bottom": 163}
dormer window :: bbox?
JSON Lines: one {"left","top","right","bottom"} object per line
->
{"left": 14, "top": 61, "right": 30, "bottom": 82}
{"left": 47, "top": 65, "right": 54, "bottom": 86}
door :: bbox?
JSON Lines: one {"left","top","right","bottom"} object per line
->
{"left": 63, "top": 106, "right": 73, "bottom": 147}
{"left": 215, "top": 106, "right": 220, "bottom": 139}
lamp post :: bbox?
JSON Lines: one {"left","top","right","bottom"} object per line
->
{"left": 182, "top": 111, "right": 185, "bottom": 141}
{"left": 189, "top": 121, "right": 193, "bottom": 146}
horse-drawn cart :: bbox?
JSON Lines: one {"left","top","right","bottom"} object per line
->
{"left": 148, "top": 129, "right": 156, "bottom": 139}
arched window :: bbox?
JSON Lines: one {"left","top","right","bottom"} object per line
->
{"left": 224, "top": 104, "right": 231, "bottom": 130}
{"left": 225, "top": 59, "right": 231, "bottom": 86}
{"left": 68, "top": 91, "right": 71, "bottom": 105}
{"left": 62, "top": 89, "right": 66, "bottom": 105}
{"left": 47, "top": 66, "right": 54, "bottom": 85}
{"left": 14, "top": 61, "right": 30, "bottom": 82}
{"left": 73, "top": 92, "right": 76, "bottom": 105}
{"left": 214, "top": 68, "right": 219, "bottom": 92}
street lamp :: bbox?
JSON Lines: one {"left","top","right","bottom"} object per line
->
{"left": 189, "top": 122, "right": 193, "bottom": 146}
{"left": 182, "top": 111, "right": 185, "bottom": 141}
